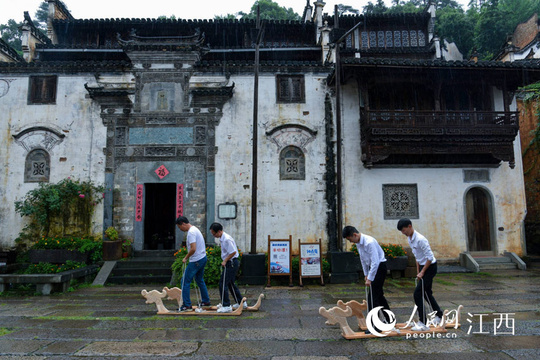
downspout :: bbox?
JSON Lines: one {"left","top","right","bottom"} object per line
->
{"left": 250, "top": 7, "right": 264, "bottom": 254}
{"left": 332, "top": 15, "right": 364, "bottom": 251}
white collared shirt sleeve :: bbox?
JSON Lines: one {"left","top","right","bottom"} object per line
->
{"left": 220, "top": 232, "right": 239, "bottom": 261}
{"left": 359, "top": 235, "right": 386, "bottom": 282}
{"left": 366, "top": 240, "right": 381, "bottom": 281}
{"left": 419, "top": 237, "right": 435, "bottom": 264}
{"left": 357, "top": 245, "right": 369, "bottom": 278}
{"left": 409, "top": 231, "right": 436, "bottom": 266}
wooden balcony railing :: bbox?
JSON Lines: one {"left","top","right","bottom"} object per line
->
{"left": 361, "top": 110, "right": 519, "bottom": 127}
{"left": 359, "top": 109, "right": 520, "bottom": 168}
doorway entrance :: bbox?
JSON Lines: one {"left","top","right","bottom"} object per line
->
{"left": 144, "top": 183, "right": 176, "bottom": 250}
{"left": 465, "top": 187, "right": 494, "bottom": 254}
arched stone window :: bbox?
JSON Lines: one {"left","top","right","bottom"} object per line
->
{"left": 25, "top": 149, "right": 50, "bottom": 183}
{"left": 280, "top": 146, "right": 305, "bottom": 180}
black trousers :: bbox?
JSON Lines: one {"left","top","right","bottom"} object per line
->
{"left": 414, "top": 262, "right": 443, "bottom": 324}
{"left": 218, "top": 258, "right": 243, "bottom": 307}
{"left": 367, "top": 261, "right": 391, "bottom": 321}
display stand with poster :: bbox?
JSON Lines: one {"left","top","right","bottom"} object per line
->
{"left": 298, "top": 238, "right": 324, "bottom": 287}
{"left": 267, "top": 235, "right": 293, "bottom": 287}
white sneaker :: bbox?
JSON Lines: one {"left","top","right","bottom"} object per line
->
{"left": 232, "top": 302, "right": 248, "bottom": 309}
{"left": 411, "top": 321, "right": 429, "bottom": 331}
{"left": 433, "top": 316, "right": 442, "bottom": 326}
{"left": 217, "top": 305, "right": 232, "bottom": 313}
{"left": 216, "top": 303, "right": 223, "bottom": 309}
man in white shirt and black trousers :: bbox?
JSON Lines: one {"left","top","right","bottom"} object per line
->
{"left": 398, "top": 218, "right": 443, "bottom": 331}
{"left": 342, "top": 226, "right": 391, "bottom": 333}
{"left": 210, "top": 222, "right": 245, "bottom": 313}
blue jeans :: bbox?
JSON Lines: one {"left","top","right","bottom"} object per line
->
{"left": 181, "top": 256, "right": 210, "bottom": 307}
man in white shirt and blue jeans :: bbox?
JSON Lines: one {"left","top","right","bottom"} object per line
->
{"left": 176, "top": 216, "right": 211, "bottom": 312}
{"left": 342, "top": 226, "right": 391, "bottom": 328}
{"left": 397, "top": 218, "right": 443, "bottom": 331}
{"left": 210, "top": 222, "right": 244, "bottom": 313}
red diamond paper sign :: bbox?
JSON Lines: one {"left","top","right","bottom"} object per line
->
{"left": 155, "top": 165, "right": 169, "bottom": 179}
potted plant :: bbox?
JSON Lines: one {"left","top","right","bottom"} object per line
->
{"left": 352, "top": 242, "right": 408, "bottom": 277}
{"left": 28, "top": 236, "right": 91, "bottom": 264}
{"left": 380, "top": 243, "right": 408, "bottom": 270}
{"left": 122, "top": 238, "right": 133, "bottom": 258}
{"left": 103, "top": 226, "right": 122, "bottom": 261}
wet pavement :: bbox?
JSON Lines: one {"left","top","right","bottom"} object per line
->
{"left": 0, "top": 268, "right": 538, "bottom": 359}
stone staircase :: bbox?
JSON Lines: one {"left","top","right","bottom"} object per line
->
{"left": 460, "top": 252, "right": 527, "bottom": 272}
{"left": 474, "top": 256, "right": 518, "bottom": 271}
{"left": 106, "top": 250, "right": 176, "bottom": 285}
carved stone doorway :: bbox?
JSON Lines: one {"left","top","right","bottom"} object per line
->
{"left": 144, "top": 183, "right": 176, "bottom": 250}
{"left": 465, "top": 187, "right": 495, "bottom": 254}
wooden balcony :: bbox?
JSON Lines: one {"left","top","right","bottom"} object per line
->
{"left": 360, "top": 110, "right": 519, "bottom": 168}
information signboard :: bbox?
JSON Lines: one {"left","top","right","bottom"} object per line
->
{"left": 267, "top": 235, "right": 292, "bottom": 287}
{"left": 298, "top": 238, "right": 324, "bottom": 286}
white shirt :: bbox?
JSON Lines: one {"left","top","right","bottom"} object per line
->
{"left": 219, "top": 231, "right": 239, "bottom": 261}
{"left": 408, "top": 230, "right": 436, "bottom": 266}
{"left": 186, "top": 226, "right": 206, "bottom": 262}
{"left": 357, "top": 234, "right": 386, "bottom": 282}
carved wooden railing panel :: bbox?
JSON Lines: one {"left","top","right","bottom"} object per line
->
{"left": 362, "top": 110, "right": 518, "bottom": 127}
{"left": 359, "top": 110, "right": 519, "bottom": 168}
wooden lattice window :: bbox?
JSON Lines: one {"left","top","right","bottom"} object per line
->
{"left": 28, "top": 75, "right": 57, "bottom": 104}
{"left": 276, "top": 75, "right": 305, "bottom": 103}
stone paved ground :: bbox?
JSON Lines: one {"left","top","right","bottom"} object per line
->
{"left": 0, "top": 268, "right": 538, "bottom": 359}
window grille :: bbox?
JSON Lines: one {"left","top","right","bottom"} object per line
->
{"left": 28, "top": 76, "right": 57, "bottom": 104}
{"left": 276, "top": 75, "right": 305, "bottom": 103}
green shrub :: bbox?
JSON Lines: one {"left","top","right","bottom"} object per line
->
{"left": 171, "top": 246, "right": 243, "bottom": 287}
{"left": 352, "top": 243, "right": 406, "bottom": 259}
{"left": 104, "top": 227, "right": 119, "bottom": 241}
{"left": 21, "top": 260, "right": 87, "bottom": 274}
{"left": 14, "top": 177, "right": 104, "bottom": 242}
{"left": 31, "top": 236, "right": 103, "bottom": 263}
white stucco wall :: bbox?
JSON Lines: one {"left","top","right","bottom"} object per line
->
{"left": 0, "top": 74, "right": 106, "bottom": 248}
{"left": 214, "top": 72, "right": 330, "bottom": 254}
{"left": 340, "top": 81, "right": 527, "bottom": 260}
{"left": 500, "top": 43, "right": 540, "bottom": 61}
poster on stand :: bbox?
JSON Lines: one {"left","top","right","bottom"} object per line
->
{"left": 300, "top": 243, "right": 321, "bottom": 276}
{"left": 269, "top": 240, "right": 291, "bottom": 274}
{"left": 298, "top": 239, "right": 324, "bottom": 287}
{"left": 267, "top": 235, "right": 293, "bottom": 287}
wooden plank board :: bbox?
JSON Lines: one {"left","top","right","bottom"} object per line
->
{"left": 160, "top": 298, "right": 247, "bottom": 316}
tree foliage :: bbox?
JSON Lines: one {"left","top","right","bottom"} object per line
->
{"left": 34, "top": 0, "right": 69, "bottom": 31}
{"left": 34, "top": 1, "right": 49, "bottom": 31}
{"left": 215, "top": 0, "right": 299, "bottom": 21}
{"left": 361, "top": 0, "right": 540, "bottom": 59}
{"left": 436, "top": 7, "right": 475, "bottom": 57}
{"left": 364, "top": 0, "right": 388, "bottom": 14}
{"left": 0, "top": 19, "right": 23, "bottom": 52}
{"left": 337, "top": 4, "right": 360, "bottom": 16}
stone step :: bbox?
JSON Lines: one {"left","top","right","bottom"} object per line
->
{"left": 106, "top": 254, "right": 176, "bottom": 285}
{"left": 474, "top": 256, "right": 513, "bottom": 263}
{"left": 111, "top": 267, "right": 172, "bottom": 276}
{"left": 106, "top": 275, "right": 173, "bottom": 285}
{"left": 478, "top": 263, "right": 517, "bottom": 270}
{"left": 114, "top": 258, "right": 174, "bottom": 269}
{"left": 134, "top": 250, "right": 176, "bottom": 258}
